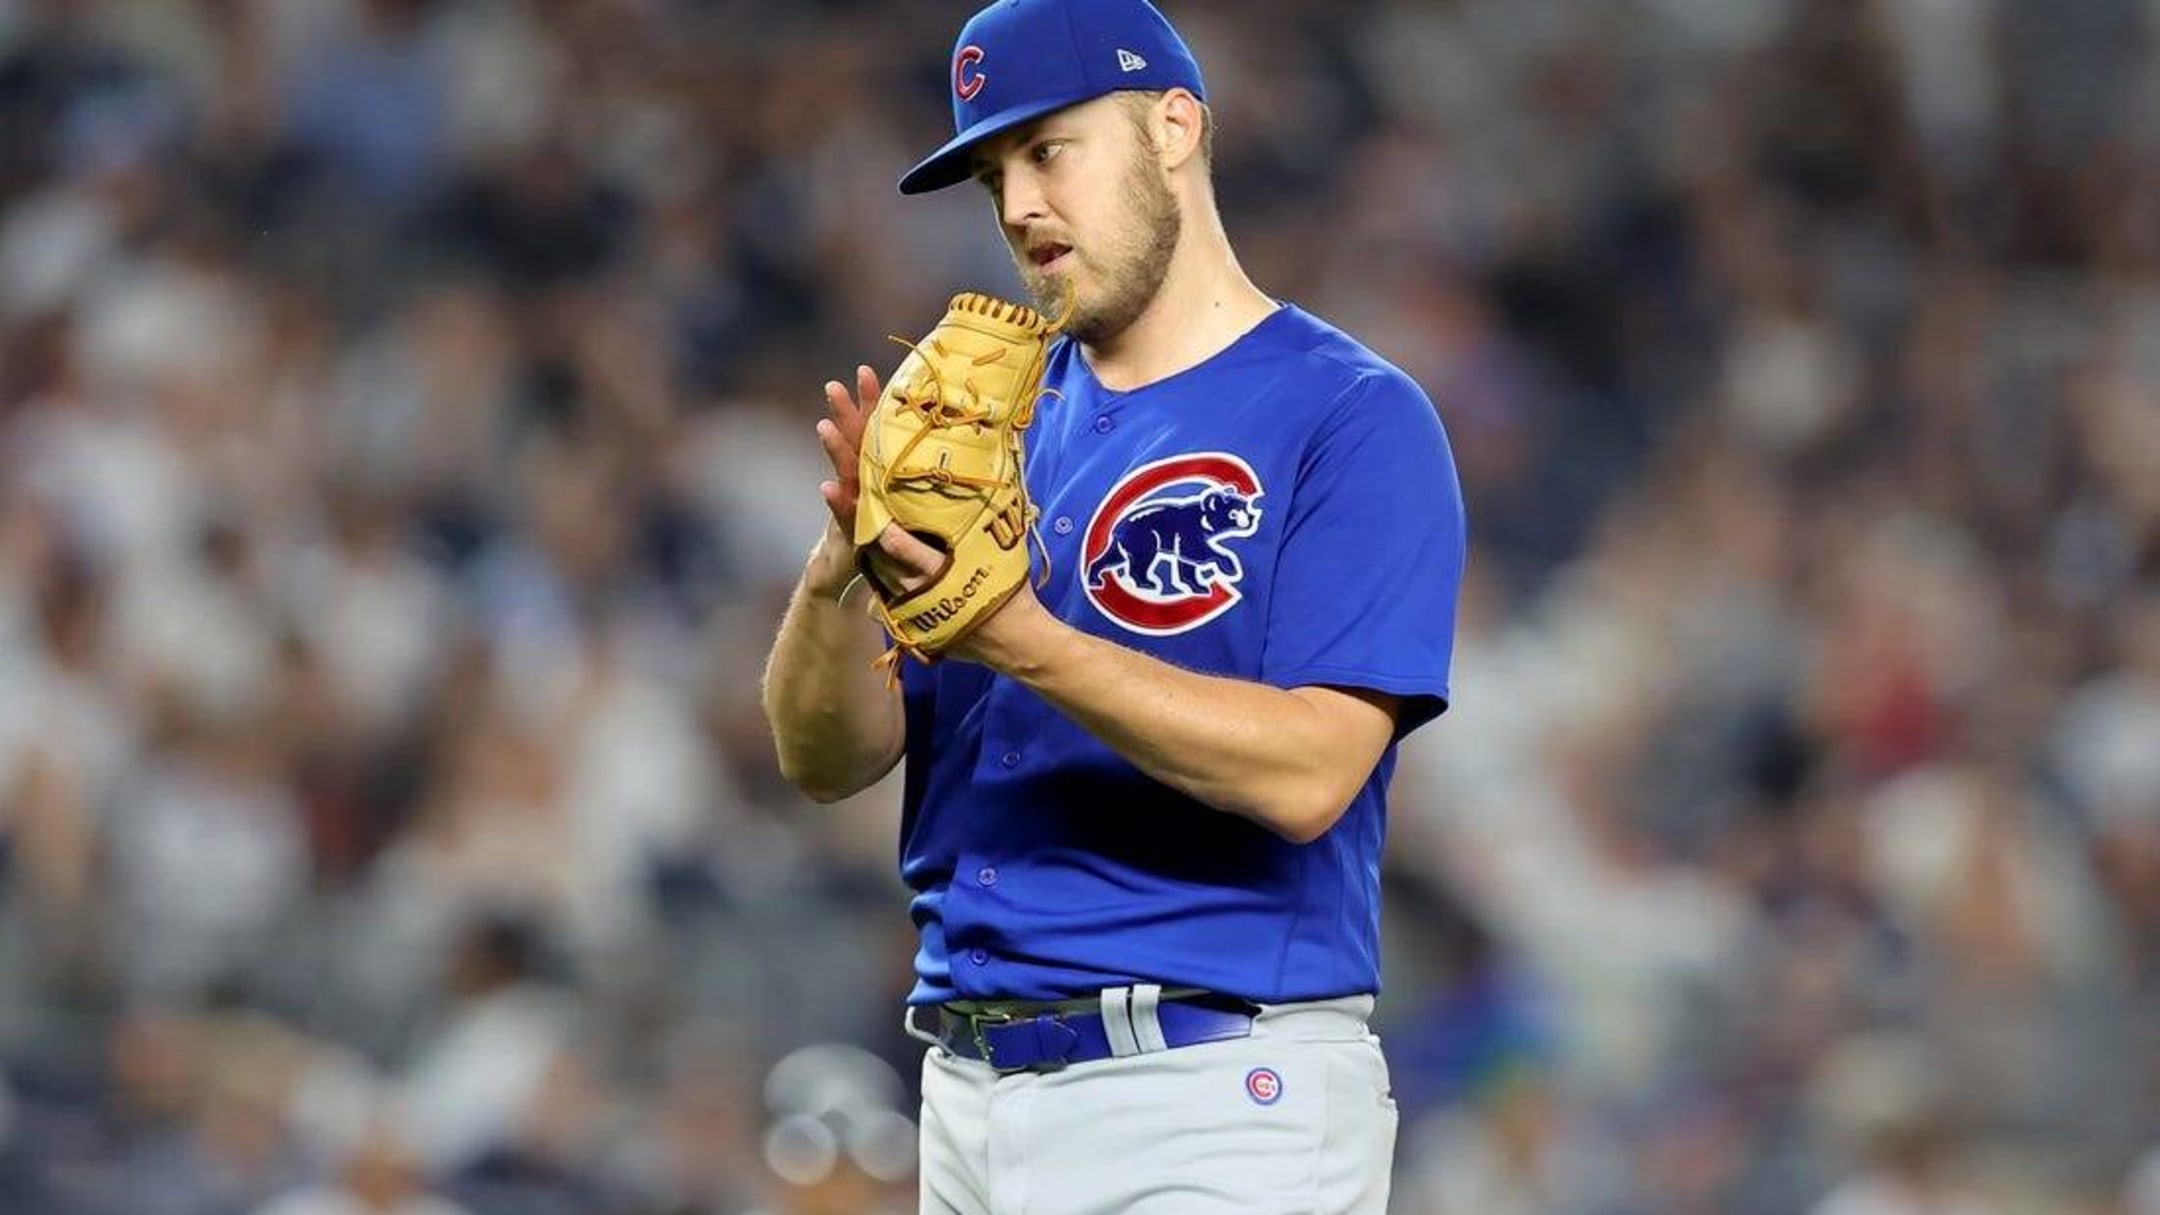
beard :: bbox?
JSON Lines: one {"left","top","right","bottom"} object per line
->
{"left": 1018, "top": 148, "right": 1182, "bottom": 344}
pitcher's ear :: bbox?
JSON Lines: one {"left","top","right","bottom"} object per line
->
{"left": 1158, "top": 88, "right": 1206, "bottom": 172}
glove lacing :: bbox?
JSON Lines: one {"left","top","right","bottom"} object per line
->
{"left": 862, "top": 294, "right": 1070, "bottom": 686}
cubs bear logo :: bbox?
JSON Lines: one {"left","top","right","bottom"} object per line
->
{"left": 1081, "top": 453, "right": 1263, "bottom": 635}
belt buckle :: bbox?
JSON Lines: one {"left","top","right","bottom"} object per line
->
{"left": 966, "top": 1009, "right": 1015, "bottom": 1069}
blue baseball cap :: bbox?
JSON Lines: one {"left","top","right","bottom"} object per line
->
{"left": 898, "top": 0, "right": 1207, "bottom": 195}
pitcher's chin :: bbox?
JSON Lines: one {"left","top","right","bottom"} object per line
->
{"left": 1026, "top": 272, "right": 1080, "bottom": 329}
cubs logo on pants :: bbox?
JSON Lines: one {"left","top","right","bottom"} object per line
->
{"left": 916, "top": 996, "right": 1397, "bottom": 1214}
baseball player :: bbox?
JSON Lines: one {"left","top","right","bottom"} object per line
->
{"left": 760, "top": 1, "right": 1466, "bottom": 1211}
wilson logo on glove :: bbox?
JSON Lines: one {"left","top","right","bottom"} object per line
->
{"left": 855, "top": 292, "right": 1067, "bottom": 673}
{"left": 901, "top": 566, "right": 994, "bottom": 633}
{"left": 987, "top": 498, "right": 1029, "bottom": 551}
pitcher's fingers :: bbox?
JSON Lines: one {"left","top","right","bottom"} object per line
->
{"left": 874, "top": 523, "right": 946, "bottom": 579}
{"left": 863, "top": 548, "right": 928, "bottom": 599}
{"left": 823, "top": 380, "right": 859, "bottom": 426}
{"left": 816, "top": 419, "right": 858, "bottom": 483}
{"left": 843, "top": 365, "right": 880, "bottom": 440}
{"left": 819, "top": 480, "right": 858, "bottom": 524}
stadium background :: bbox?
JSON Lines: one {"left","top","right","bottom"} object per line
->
{"left": 0, "top": 0, "right": 2156, "bottom": 1212}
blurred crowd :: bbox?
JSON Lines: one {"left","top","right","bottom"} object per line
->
{"left": 0, "top": 0, "right": 2154, "bottom": 1212}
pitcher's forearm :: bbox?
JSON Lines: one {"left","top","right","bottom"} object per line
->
{"left": 761, "top": 534, "right": 906, "bottom": 802}
{"left": 964, "top": 595, "right": 1395, "bottom": 843}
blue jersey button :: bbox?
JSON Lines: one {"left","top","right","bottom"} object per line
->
{"left": 977, "top": 866, "right": 998, "bottom": 887}
{"left": 1093, "top": 415, "right": 1114, "bottom": 434}
{"left": 1053, "top": 516, "right": 1074, "bottom": 535}
{"left": 999, "top": 750, "right": 1020, "bottom": 769}
{"left": 969, "top": 948, "right": 989, "bottom": 965}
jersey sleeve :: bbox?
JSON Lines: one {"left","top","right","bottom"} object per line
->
{"left": 1258, "top": 370, "right": 1467, "bottom": 737}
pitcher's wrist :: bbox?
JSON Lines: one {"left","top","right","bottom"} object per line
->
{"left": 804, "top": 526, "right": 861, "bottom": 603}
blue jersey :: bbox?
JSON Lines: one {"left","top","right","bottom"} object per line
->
{"left": 897, "top": 303, "right": 1466, "bottom": 1005}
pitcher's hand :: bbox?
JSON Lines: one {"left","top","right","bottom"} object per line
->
{"left": 805, "top": 366, "right": 879, "bottom": 599}
{"left": 807, "top": 366, "right": 954, "bottom": 603}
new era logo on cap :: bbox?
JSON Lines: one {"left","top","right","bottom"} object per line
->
{"left": 1117, "top": 48, "right": 1148, "bottom": 72}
